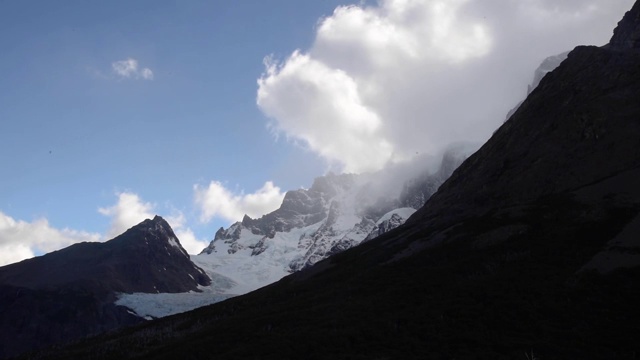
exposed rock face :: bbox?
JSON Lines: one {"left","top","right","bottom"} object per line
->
{"left": 0, "top": 216, "right": 210, "bottom": 359}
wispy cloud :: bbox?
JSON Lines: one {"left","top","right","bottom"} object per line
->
{"left": 194, "top": 181, "right": 285, "bottom": 224}
{"left": 111, "top": 58, "right": 154, "bottom": 80}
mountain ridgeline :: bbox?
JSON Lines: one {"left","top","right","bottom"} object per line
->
{"left": 193, "top": 149, "right": 467, "bottom": 294}
{"left": 206, "top": 150, "right": 468, "bottom": 261}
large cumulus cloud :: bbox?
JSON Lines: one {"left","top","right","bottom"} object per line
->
{"left": 257, "top": 0, "right": 633, "bottom": 173}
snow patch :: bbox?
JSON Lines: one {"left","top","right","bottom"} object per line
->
{"left": 167, "top": 237, "right": 180, "bottom": 249}
{"left": 375, "top": 207, "right": 416, "bottom": 225}
{"left": 115, "top": 264, "right": 239, "bottom": 319}
{"left": 116, "top": 288, "right": 234, "bottom": 319}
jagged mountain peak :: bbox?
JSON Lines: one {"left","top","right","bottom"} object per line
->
{"left": 112, "top": 215, "right": 189, "bottom": 259}
{"left": 137, "top": 214, "right": 171, "bottom": 231}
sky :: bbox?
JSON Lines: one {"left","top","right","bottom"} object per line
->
{"left": 0, "top": 0, "right": 634, "bottom": 266}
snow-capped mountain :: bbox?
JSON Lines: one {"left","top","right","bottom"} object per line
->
{"left": 194, "top": 149, "right": 470, "bottom": 295}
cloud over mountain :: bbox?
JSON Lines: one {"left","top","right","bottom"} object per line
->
{"left": 257, "top": 0, "right": 632, "bottom": 173}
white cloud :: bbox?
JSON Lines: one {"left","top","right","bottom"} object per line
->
{"left": 98, "top": 192, "right": 155, "bottom": 239}
{"left": 139, "top": 67, "right": 154, "bottom": 80}
{"left": 257, "top": 0, "right": 633, "bottom": 173}
{"left": 0, "top": 211, "right": 100, "bottom": 266}
{"left": 112, "top": 58, "right": 154, "bottom": 80}
{"left": 173, "top": 228, "right": 208, "bottom": 256}
{"left": 194, "top": 181, "right": 286, "bottom": 223}
{"left": 258, "top": 52, "right": 393, "bottom": 172}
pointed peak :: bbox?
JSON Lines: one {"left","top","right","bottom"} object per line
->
{"left": 147, "top": 215, "right": 169, "bottom": 226}
{"left": 116, "top": 215, "right": 179, "bottom": 247}
{"left": 139, "top": 215, "right": 171, "bottom": 229}
{"left": 242, "top": 214, "right": 253, "bottom": 226}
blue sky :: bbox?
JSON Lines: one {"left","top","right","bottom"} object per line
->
{"left": 0, "top": 0, "right": 634, "bottom": 264}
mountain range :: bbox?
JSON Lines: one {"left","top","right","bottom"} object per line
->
{"left": 3, "top": 1, "right": 640, "bottom": 358}
{"left": 193, "top": 147, "right": 469, "bottom": 292}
